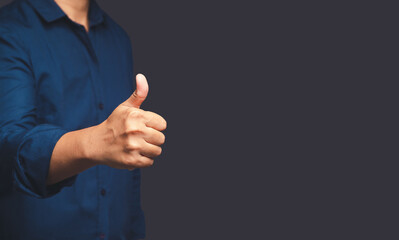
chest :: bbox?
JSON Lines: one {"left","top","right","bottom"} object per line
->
{"left": 25, "top": 23, "right": 133, "bottom": 129}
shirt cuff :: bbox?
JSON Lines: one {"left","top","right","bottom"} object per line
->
{"left": 13, "top": 124, "right": 77, "bottom": 198}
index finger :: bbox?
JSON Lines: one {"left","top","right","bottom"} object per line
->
{"left": 144, "top": 111, "right": 167, "bottom": 131}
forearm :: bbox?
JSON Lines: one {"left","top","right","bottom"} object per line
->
{"left": 46, "top": 125, "right": 99, "bottom": 185}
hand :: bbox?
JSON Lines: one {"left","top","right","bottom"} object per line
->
{"left": 87, "top": 74, "right": 167, "bottom": 170}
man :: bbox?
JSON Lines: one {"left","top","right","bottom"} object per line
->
{"left": 0, "top": 0, "right": 167, "bottom": 239}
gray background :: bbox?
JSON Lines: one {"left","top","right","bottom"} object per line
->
{"left": 1, "top": 0, "right": 395, "bottom": 239}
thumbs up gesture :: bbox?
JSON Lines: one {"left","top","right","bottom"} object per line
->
{"left": 88, "top": 74, "right": 167, "bottom": 170}
{"left": 122, "top": 73, "right": 149, "bottom": 108}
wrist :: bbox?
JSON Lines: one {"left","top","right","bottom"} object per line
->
{"left": 79, "top": 123, "right": 105, "bottom": 166}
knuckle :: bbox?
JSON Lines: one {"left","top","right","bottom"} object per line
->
{"left": 123, "top": 117, "right": 130, "bottom": 129}
{"left": 144, "top": 110, "right": 154, "bottom": 117}
{"left": 127, "top": 140, "right": 141, "bottom": 150}
{"left": 126, "top": 124, "right": 143, "bottom": 134}
{"left": 127, "top": 109, "right": 143, "bottom": 119}
{"left": 125, "top": 107, "right": 135, "bottom": 116}
{"left": 143, "top": 111, "right": 154, "bottom": 122}
{"left": 132, "top": 91, "right": 139, "bottom": 99}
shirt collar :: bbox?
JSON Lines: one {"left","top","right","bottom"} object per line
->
{"left": 88, "top": 0, "right": 104, "bottom": 27}
{"left": 27, "top": 0, "right": 104, "bottom": 26}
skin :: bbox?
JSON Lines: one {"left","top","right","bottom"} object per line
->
{"left": 54, "top": 0, "right": 90, "bottom": 31}
{"left": 46, "top": 1, "right": 167, "bottom": 184}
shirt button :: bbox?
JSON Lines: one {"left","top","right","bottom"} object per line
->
{"left": 100, "top": 189, "right": 106, "bottom": 196}
{"left": 98, "top": 103, "right": 104, "bottom": 110}
{"left": 99, "top": 233, "right": 105, "bottom": 239}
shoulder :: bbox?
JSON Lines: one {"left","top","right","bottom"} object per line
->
{"left": 0, "top": 0, "right": 38, "bottom": 62}
{"left": 0, "top": 0, "right": 34, "bottom": 39}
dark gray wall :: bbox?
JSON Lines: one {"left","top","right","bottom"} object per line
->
{"left": 1, "top": 0, "right": 394, "bottom": 239}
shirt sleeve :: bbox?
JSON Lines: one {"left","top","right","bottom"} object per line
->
{"left": 0, "top": 26, "right": 76, "bottom": 198}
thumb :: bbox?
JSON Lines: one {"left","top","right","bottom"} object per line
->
{"left": 124, "top": 74, "right": 149, "bottom": 108}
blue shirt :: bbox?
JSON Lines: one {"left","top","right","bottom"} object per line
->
{"left": 0, "top": 0, "right": 145, "bottom": 239}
